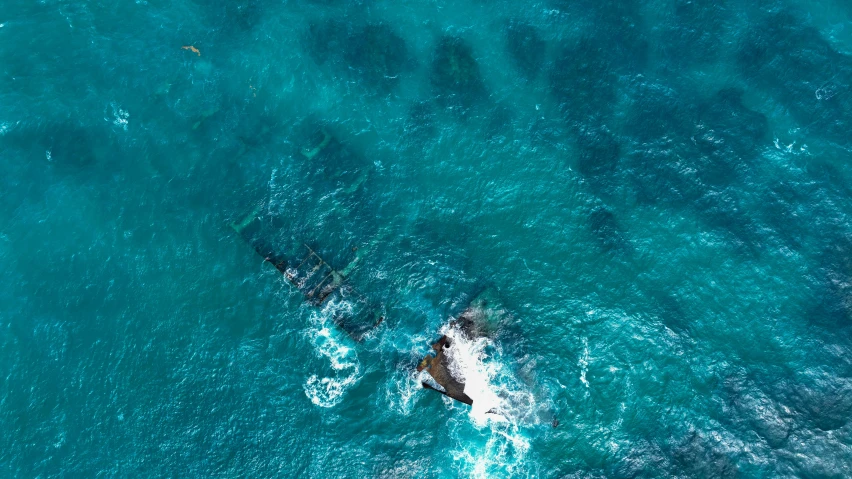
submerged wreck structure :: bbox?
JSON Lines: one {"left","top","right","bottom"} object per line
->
{"left": 232, "top": 207, "right": 383, "bottom": 341}
{"left": 231, "top": 124, "right": 384, "bottom": 341}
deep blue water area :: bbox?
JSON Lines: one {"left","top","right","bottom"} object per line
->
{"left": 2, "top": 0, "right": 852, "bottom": 477}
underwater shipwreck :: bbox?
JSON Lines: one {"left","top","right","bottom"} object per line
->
{"left": 231, "top": 125, "right": 383, "bottom": 342}
{"left": 233, "top": 215, "right": 549, "bottom": 420}
{"left": 231, "top": 206, "right": 384, "bottom": 342}
{"left": 230, "top": 125, "right": 547, "bottom": 420}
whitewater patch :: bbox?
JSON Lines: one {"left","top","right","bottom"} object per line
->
{"left": 303, "top": 299, "right": 361, "bottom": 408}
{"left": 450, "top": 421, "right": 533, "bottom": 479}
{"left": 382, "top": 328, "right": 437, "bottom": 416}
{"left": 436, "top": 318, "right": 545, "bottom": 478}
{"left": 439, "top": 321, "right": 542, "bottom": 427}
{"left": 579, "top": 336, "right": 590, "bottom": 389}
{"left": 385, "top": 368, "right": 421, "bottom": 416}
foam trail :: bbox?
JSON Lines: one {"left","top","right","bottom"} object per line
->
{"left": 386, "top": 369, "right": 420, "bottom": 416}
{"left": 579, "top": 336, "right": 590, "bottom": 389}
{"left": 303, "top": 299, "right": 361, "bottom": 408}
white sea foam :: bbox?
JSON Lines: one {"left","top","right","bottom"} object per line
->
{"left": 385, "top": 369, "right": 421, "bottom": 416}
{"left": 449, "top": 417, "right": 533, "bottom": 479}
{"left": 381, "top": 327, "right": 436, "bottom": 416}
{"left": 303, "top": 299, "right": 361, "bottom": 408}
{"left": 439, "top": 321, "right": 540, "bottom": 427}
{"left": 579, "top": 336, "right": 590, "bottom": 389}
{"left": 105, "top": 102, "right": 129, "bottom": 131}
{"left": 436, "top": 317, "right": 543, "bottom": 477}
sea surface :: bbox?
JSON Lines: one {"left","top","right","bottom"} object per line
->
{"left": 2, "top": 0, "right": 852, "bottom": 477}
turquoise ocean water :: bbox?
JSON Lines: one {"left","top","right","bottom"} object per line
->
{"left": 2, "top": 0, "right": 852, "bottom": 476}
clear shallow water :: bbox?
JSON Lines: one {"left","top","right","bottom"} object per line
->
{"left": 2, "top": 0, "right": 852, "bottom": 476}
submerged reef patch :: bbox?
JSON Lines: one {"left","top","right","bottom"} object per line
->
{"left": 550, "top": 38, "right": 617, "bottom": 127}
{"left": 691, "top": 88, "right": 769, "bottom": 188}
{"left": 305, "top": 19, "right": 352, "bottom": 67}
{"left": 573, "top": 126, "right": 622, "bottom": 195}
{"left": 305, "top": 20, "right": 413, "bottom": 93}
{"left": 658, "top": 0, "right": 729, "bottom": 67}
{"left": 669, "top": 430, "right": 739, "bottom": 479}
{"left": 192, "top": 0, "right": 265, "bottom": 33}
{"left": 587, "top": 206, "right": 630, "bottom": 254}
{"left": 343, "top": 24, "right": 414, "bottom": 92}
{"left": 555, "top": 0, "right": 648, "bottom": 73}
{"left": 3, "top": 121, "right": 107, "bottom": 171}
{"left": 401, "top": 101, "right": 437, "bottom": 148}
{"left": 737, "top": 10, "right": 852, "bottom": 147}
{"left": 431, "top": 36, "right": 487, "bottom": 110}
{"left": 505, "top": 20, "right": 546, "bottom": 81}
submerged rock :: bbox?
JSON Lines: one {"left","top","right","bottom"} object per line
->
{"left": 659, "top": 0, "right": 729, "bottom": 67}
{"left": 305, "top": 19, "right": 352, "bottom": 66}
{"left": 344, "top": 23, "right": 413, "bottom": 92}
{"left": 693, "top": 88, "right": 769, "bottom": 184}
{"left": 431, "top": 36, "right": 487, "bottom": 109}
{"left": 550, "top": 38, "right": 617, "bottom": 126}
{"left": 401, "top": 101, "right": 437, "bottom": 148}
{"left": 723, "top": 372, "right": 793, "bottom": 449}
{"left": 305, "top": 20, "right": 412, "bottom": 93}
{"left": 588, "top": 206, "right": 630, "bottom": 253}
{"left": 44, "top": 124, "right": 99, "bottom": 168}
{"left": 670, "top": 430, "right": 739, "bottom": 479}
{"left": 574, "top": 126, "right": 621, "bottom": 188}
{"left": 736, "top": 11, "right": 852, "bottom": 147}
{"left": 5, "top": 121, "right": 106, "bottom": 170}
{"left": 505, "top": 20, "right": 546, "bottom": 81}
{"left": 191, "top": 0, "right": 265, "bottom": 33}
{"left": 553, "top": 0, "right": 648, "bottom": 73}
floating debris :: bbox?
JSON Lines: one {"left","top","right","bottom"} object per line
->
{"left": 181, "top": 45, "right": 201, "bottom": 57}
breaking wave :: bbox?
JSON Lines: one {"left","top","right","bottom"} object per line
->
{"left": 449, "top": 421, "right": 533, "bottom": 479}
{"left": 439, "top": 321, "right": 542, "bottom": 427}
{"left": 303, "top": 299, "right": 361, "bottom": 408}
{"left": 437, "top": 318, "right": 546, "bottom": 478}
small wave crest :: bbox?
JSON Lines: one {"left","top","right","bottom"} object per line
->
{"left": 303, "top": 299, "right": 361, "bottom": 408}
